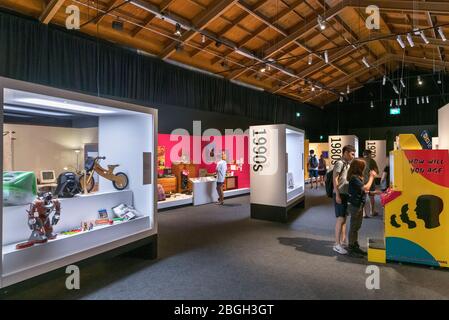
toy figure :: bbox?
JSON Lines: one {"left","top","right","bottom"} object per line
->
{"left": 16, "top": 192, "right": 61, "bottom": 249}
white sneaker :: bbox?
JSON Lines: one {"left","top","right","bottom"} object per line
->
{"left": 333, "top": 244, "right": 348, "bottom": 255}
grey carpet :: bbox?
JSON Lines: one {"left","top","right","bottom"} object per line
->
{"left": 2, "top": 188, "right": 449, "bottom": 299}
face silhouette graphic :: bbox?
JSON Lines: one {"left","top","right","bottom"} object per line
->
{"left": 415, "top": 195, "right": 444, "bottom": 229}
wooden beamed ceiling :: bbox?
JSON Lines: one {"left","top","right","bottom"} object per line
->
{"left": 2, "top": 0, "right": 449, "bottom": 107}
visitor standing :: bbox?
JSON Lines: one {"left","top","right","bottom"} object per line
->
{"left": 318, "top": 153, "right": 327, "bottom": 187}
{"left": 362, "top": 150, "right": 379, "bottom": 218}
{"left": 215, "top": 152, "right": 227, "bottom": 205}
{"left": 333, "top": 145, "right": 356, "bottom": 255}
{"left": 308, "top": 149, "right": 319, "bottom": 189}
{"left": 346, "top": 158, "right": 377, "bottom": 257}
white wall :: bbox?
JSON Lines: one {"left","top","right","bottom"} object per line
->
{"left": 3, "top": 124, "right": 97, "bottom": 177}
{"left": 438, "top": 103, "right": 449, "bottom": 150}
{"left": 99, "top": 114, "right": 154, "bottom": 227}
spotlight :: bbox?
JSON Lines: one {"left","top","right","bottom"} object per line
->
{"left": 404, "top": 98, "right": 407, "bottom": 106}
{"left": 390, "top": 100, "right": 393, "bottom": 107}
{"left": 422, "top": 96, "right": 425, "bottom": 104}
{"left": 399, "top": 98, "right": 402, "bottom": 106}
{"left": 339, "top": 96, "right": 344, "bottom": 103}
{"left": 420, "top": 31, "right": 429, "bottom": 44}
{"left": 393, "top": 84, "right": 399, "bottom": 95}
{"left": 311, "top": 85, "right": 316, "bottom": 92}
{"left": 370, "top": 101, "right": 374, "bottom": 108}
{"left": 396, "top": 35, "right": 406, "bottom": 49}
{"left": 406, "top": 33, "right": 415, "bottom": 47}
{"left": 260, "top": 66, "right": 266, "bottom": 73}
{"left": 308, "top": 54, "right": 313, "bottom": 65}
{"left": 418, "top": 76, "right": 423, "bottom": 86}
{"left": 426, "top": 96, "right": 430, "bottom": 104}
{"left": 438, "top": 27, "right": 447, "bottom": 41}
{"left": 324, "top": 50, "right": 329, "bottom": 64}
{"left": 111, "top": 20, "right": 124, "bottom": 31}
{"left": 346, "top": 85, "right": 350, "bottom": 94}
{"left": 417, "top": 97, "right": 420, "bottom": 104}
{"left": 317, "top": 15, "right": 326, "bottom": 30}
{"left": 362, "top": 57, "right": 370, "bottom": 68}
{"left": 296, "top": 112, "right": 301, "bottom": 118}
{"left": 201, "top": 34, "right": 206, "bottom": 44}
{"left": 400, "top": 78, "right": 406, "bottom": 88}
{"left": 382, "top": 75, "right": 386, "bottom": 86}
{"left": 175, "top": 23, "right": 182, "bottom": 37}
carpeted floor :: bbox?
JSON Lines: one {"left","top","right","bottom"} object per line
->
{"left": 3, "top": 187, "right": 449, "bottom": 299}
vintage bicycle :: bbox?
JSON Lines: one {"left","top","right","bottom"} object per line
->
{"left": 80, "top": 156, "right": 129, "bottom": 192}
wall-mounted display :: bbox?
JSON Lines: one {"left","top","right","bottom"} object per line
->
{"left": 0, "top": 77, "right": 157, "bottom": 289}
{"left": 249, "top": 124, "right": 305, "bottom": 222}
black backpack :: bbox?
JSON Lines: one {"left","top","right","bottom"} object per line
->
{"left": 55, "top": 172, "right": 81, "bottom": 198}
{"left": 309, "top": 155, "right": 318, "bottom": 168}
{"left": 325, "top": 160, "right": 347, "bottom": 198}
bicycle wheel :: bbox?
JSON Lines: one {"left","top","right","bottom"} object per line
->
{"left": 113, "top": 172, "right": 129, "bottom": 190}
{"left": 79, "top": 174, "right": 95, "bottom": 193}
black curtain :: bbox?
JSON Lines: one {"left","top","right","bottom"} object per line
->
{"left": 0, "top": 9, "right": 323, "bottom": 135}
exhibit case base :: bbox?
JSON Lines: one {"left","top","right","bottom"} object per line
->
{"left": 251, "top": 195, "right": 305, "bottom": 223}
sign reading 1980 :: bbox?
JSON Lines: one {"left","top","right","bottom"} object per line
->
{"left": 251, "top": 128, "right": 268, "bottom": 172}
{"left": 330, "top": 136, "right": 342, "bottom": 165}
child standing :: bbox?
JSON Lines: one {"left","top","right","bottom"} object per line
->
{"left": 346, "top": 158, "right": 377, "bottom": 257}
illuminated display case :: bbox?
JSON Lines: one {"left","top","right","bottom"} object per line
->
{"left": 0, "top": 77, "right": 158, "bottom": 288}
{"left": 249, "top": 124, "right": 305, "bottom": 222}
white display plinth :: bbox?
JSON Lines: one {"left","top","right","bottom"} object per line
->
{"left": 158, "top": 194, "right": 193, "bottom": 210}
{"left": 190, "top": 177, "right": 219, "bottom": 206}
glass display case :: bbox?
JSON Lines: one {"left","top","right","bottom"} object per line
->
{"left": 0, "top": 77, "right": 157, "bottom": 288}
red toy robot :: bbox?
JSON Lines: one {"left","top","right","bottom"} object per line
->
{"left": 16, "top": 192, "right": 61, "bottom": 249}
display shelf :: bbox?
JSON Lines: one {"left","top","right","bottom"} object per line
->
{"left": 287, "top": 186, "right": 304, "bottom": 203}
{"left": 158, "top": 194, "right": 193, "bottom": 210}
{"left": 224, "top": 188, "right": 250, "bottom": 197}
{"left": 2, "top": 216, "right": 150, "bottom": 277}
{"left": 3, "top": 189, "right": 134, "bottom": 246}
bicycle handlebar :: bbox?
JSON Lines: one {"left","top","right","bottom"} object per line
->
{"left": 96, "top": 156, "right": 106, "bottom": 160}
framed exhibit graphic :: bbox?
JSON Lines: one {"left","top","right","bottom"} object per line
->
{"left": 328, "top": 135, "right": 359, "bottom": 166}
{"left": 365, "top": 140, "right": 387, "bottom": 177}
{"left": 249, "top": 124, "right": 305, "bottom": 222}
{"left": 0, "top": 77, "right": 158, "bottom": 288}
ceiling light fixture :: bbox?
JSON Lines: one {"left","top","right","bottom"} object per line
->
{"left": 339, "top": 96, "right": 344, "bottom": 103}
{"left": 390, "top": 100, "right": 393, "bottom": 107}
{"left": 406, "top": 33, "right": 415, "bottom": 47}
{"left": 396, "top": 35, "right": 406, "bottom": 49}
{"left": 370, "top": 101, "right": 374, "bottom": 108}
{"left": 362, "top": 57, "right": 370, "bottom": 68}
{"left": 324, "top": 50, "right": 329, "bottom": 64}
{"left": 311, "top": 85, "right": 316, "bottom": 92}
{"left": 174, "top": 23, "right": 182, "bottom": 37}
{"left": 15, "top": 98, "right": 115, "bottom": 114}
{"left": 400, "top": 78, "right": 406, "bottom": 88}
{"left": 393, "top": 84, "right": 399, "bottom": 95}
{"left": 417, "top": 97, "right": 420, "bottom": 104}
{"left": 382, "top": 75, "right": 386, "bottom": 86}
{"left": 426, "top": 96, "right": 430, "bottom": 104}
{"left": 201, "top": 34, "right": 206, "bottom": 43}
{"left": 418, "top": 76, "right": 423, "bottom": 86}
{"left": 438, "top": 27, "right": 447, "bottom": 41}
{"left": 346, "top": 85, "right": 350, "bottom": 94}
{"left": 260, "top": 66, "right": 266, "bottom": 73}
{"left": 317, "top": 15, "right": 326, "bottom": 30}
{"left": 422, "top": 96, "right": 425, "bottom": 104}
{"left": 308, "top": 54, "right": 313, "bottom": 65}
{"left": 404, "top": 98, "right": 407, "bottom": 106}
{"left": 420, "top": 31, "right": 429, "bottom": 44}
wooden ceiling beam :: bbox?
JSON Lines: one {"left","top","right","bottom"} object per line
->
{"left": 94, "top": 0, "right": 122, "bottom": 25}
{"left": 348, "top": 0, "right": 449, "bottom": 14}
{"left": 131, "top": 0, "right": 176, "bottom": 38}
{"left": 159, "top": 0, "right": 236, "bottom": 59}
{"left": 39, "top": 0, "right": 65, "bottom": 24}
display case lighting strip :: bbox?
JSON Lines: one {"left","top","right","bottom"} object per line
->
{"left": 15, "top": 98, "right": 116, "bottom": 114}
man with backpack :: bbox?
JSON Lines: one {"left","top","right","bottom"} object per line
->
{"left": 308, "top": 149, "right": 319, "bottom": 189}
{"left": 331, "top": 145, "right": 356, "bottom": 255}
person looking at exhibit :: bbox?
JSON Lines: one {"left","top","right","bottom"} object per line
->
{"left": 318, "top": 153, "right": 327, "bottom": 187}
{"left": 215, "top": 152, "right": 227, "bottom": 205}
{"left": 332, "top": 145, "right": 356, "bottom": 255}
{"left": 362, "top": 150, "right": 379, "bottom": 218}
{"left": 346, "top": 158, "right": 377, "bottom": 257}
{"left": 380, "top": 157, "right": 390, "bottom": 192}
{"left": 308, "top": 149, "right": 319, "bottom": 189}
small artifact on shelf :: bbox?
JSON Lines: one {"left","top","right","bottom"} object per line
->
{"left": 15, "top": 192, "right": 61, "bottom": 250}
{"left": 112, "top": 203, "right": 140, "bottom": 221}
